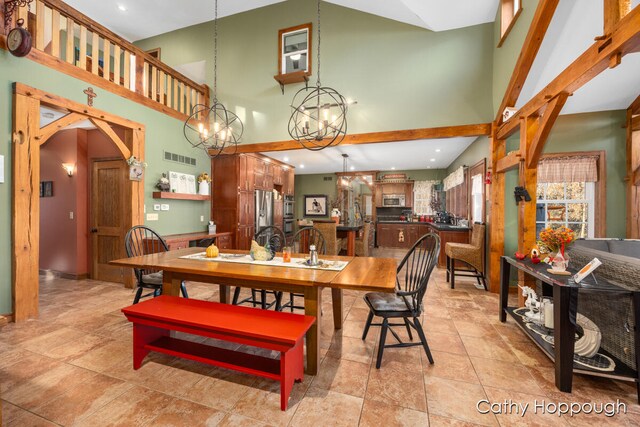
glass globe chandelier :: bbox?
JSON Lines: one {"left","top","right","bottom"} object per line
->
{"left": 184, "top": 0, "right": 243, "bottom": 158}
{"left": 288, "top": 0, "right": 348, "bottom": 151}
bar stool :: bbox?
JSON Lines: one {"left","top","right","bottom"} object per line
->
{"left": 445, "top": 222, "right": 487, "bottom": 290}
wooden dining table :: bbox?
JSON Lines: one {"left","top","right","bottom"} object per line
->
{"left": 110, "top": 248, "right": 397, "bottom": 374}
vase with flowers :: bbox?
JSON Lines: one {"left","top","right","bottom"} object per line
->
{"left": 197, "top": 172, "right": 212, "bottom": 196}
{"left": 538, "top": 226, "right": 575, "bottom": 270}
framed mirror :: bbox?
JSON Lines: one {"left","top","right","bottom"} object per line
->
{"left": 278, "top": 23, "right": 312, "bottom": 76}
{"left": 335, "top": 172, "right": 377, "bottom": 225}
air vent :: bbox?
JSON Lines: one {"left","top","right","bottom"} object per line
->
{"left": 164, "top": 151, "right": 197, "bottom": 167}
{"left": 323, "top": 177, "right": 333, "bottom": 181}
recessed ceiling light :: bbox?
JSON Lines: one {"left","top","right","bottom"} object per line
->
{"left": 435, "top": 149, "right": 441, "bottom": 152}
{"left": 427, "top": 166, "right": 432, "bottom": 169}
{"left": 350, "top": 166, "right": 355, "bottom": 171}
{"left": 117, "top": 4, "right": 127, "bottom": 12}
{"left": 391, "top": 167, "right": 396, "bottom": 170}
{"left": 430, "top": 158, "right": 436, "bottom": 162}
{"left": 283, "top": 157, "right": 289, "bottom": 162}
{"left": 299, "top": 164, "right": 305, "bottom": 169}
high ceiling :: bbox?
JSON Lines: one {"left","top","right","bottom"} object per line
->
{"left": 63, "top": 0, "right": 499, "bottom": 42}
{"left": 264, "top": 137, "right": 476, "bottom": 175}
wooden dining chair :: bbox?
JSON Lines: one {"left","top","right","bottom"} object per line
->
{"left": 362, "top": 233, "right": 440, "bottom": 368}
{"left": 124, "top": 225, "right": 189, "bottom": 304}
{"left": 232, "top": 226, "right": 286, "bottom": 310}
{"left": 280, "top": 227, "right": 327, "bottom": 312}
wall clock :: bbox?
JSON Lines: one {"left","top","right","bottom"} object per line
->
{"left": 7, "top": 19, "right": 32, "bottom": 57}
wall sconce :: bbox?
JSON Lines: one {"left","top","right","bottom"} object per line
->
{"left": 62, "top": 163, "right": 75, "bottom": 177}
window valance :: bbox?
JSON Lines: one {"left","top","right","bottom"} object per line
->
{"left": 537, "top": 155, "right": 599, "bottom": 183}
{"left": 443, "top": 166, "right": 465, "bottom": 191}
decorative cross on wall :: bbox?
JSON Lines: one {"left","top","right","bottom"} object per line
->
{"left": 83, "top": 87, "right": 97, "bottom": 106}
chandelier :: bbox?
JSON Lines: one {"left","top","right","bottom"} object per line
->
{"left": 288, "top": 0, "right": 348, "bottom": 151}
{"left": 184, "top": 0, "right": 243, "bottom": 158}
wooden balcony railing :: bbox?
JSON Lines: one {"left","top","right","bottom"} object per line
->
{"left": 1, "top": 0, "right": 209, "bottom": 121}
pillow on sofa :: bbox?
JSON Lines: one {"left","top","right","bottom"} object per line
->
{"left": 607, "top": 240, "right": 640, "bottom": 259}
{"left": 573, "top": 239, "right": 609, "bottom": 252}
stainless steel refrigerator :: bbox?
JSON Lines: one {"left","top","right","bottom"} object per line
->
{"left": 255, "top": 189, "right": 274, "bottom": 235}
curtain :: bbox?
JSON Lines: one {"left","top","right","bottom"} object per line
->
{"left": 443, "top": 166, "right": 465, "bottom": 191}
{"left": 471, "top": 174, "right": 483, "bottom": 223}
{"left": 414, "top": 180, "right": 440, "bottom": 215}
{"left": 538, "top": 155, "right": 599, "bottom": 183}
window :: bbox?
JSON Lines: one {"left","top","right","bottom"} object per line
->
{"left": 498, "top": 0, "right": 523, "bottom": 47}
{"left": 471, "top": 174, "right": 483, "bottom": 223}
{"left": 278, "top": 23, "right": 312, "bottom": 76}
{"left": 536, "top": 182, "right": 595, "bottom": 239}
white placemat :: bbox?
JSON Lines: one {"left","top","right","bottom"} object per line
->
{"left": 180, "top": 252, "right": 349, "bottom": 271}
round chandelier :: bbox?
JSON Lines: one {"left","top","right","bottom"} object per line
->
{"left": 288, "top": 0, "right": 348, "bottom": 151}
{"left": 184, "top": 0, "right": 243, "bottom": 158}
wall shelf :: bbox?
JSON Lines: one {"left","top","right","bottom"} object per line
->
{"left": 274, "top": 71, "right": 309, "bottom": 94}
{"left": 152, "top": 192, "right": 210, "bottom": 201}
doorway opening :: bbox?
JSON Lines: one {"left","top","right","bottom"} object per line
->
{"left": 12, "top": 83, "right": 145, "bottom": 321}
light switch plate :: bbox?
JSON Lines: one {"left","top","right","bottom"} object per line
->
{"left": 0, "top": 155, "right": 4, "bottom": 183}
{"left": 160, "top": 204, "right": 170, "bottom": 211}
{"left": 154, "top": 204, "right": 161, "bottom": 211}
{"left": 147, "top": 213, "right": 159, "bottom": 221}
{"left": 200, "top": 215, "right": 205, "bottom": 222}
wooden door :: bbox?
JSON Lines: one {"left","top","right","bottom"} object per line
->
{"left": 285, "top": 169, "right": 295, "bottom": 195}
{"left": 274, "top": 198, "right": 284, "bottom": 230}
{"left": 91, "top": 160, "right": 126, "bottom": 283}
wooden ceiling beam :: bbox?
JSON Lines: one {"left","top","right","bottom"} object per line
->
{"left": 604, "top": 0, "right": 632, "bottom": 35}
{"left": 38, "top": 112, "right": 85, "bottom": 144}
{"left": 526, "top": 92, "right": 569, "bottom": 168}
{"left": 499, "top": 6, "right": 640, "bottom": 136}
{"left": 223, "top": 123, "right": 491, "bottom": 154}
{"left": 496, "top": 0, "right": 560, "bottom": 124}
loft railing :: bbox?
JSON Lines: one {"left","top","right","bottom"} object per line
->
{"left": 1, "top": 0, "right": 209, "bottom": 120}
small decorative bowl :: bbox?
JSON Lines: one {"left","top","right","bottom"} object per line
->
{"left": 250, "top": 247, "right": 275, "bottom": 261}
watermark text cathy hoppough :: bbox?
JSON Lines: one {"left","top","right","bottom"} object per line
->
{"left": 476, "top": 399, "right": 627, "bottom": 418}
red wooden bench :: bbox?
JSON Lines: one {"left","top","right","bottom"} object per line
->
{"left": 122, "top": 295, "right": 315, "bottom": 410}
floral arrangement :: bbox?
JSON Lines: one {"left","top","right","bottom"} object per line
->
{"left": 126, "top": 156, "right": 147, "bottom": 168}
{"left": 197, "top": 172, "right": 212, "bottom": 183}
{"left": 538, "top": 227, "right": 575, "bottom": 255}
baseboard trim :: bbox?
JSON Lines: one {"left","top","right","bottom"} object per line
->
{"left": 0, "top": 313, "right": 14, "bottom": 324}
{"left": 39, "top": 269, "right": 89, "bottom": 280}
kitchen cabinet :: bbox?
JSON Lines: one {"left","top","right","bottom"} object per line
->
{"left": 375, "top": 182, "right": 414, "bottom": 207}
{"left": 376, "top": 222, "right": 470, "bottom": 267}
{"left": 274, "top": 197, "right": 284, "bottom": 230}
{"left": 212, "top": 153, "right": 293, "bottom": 249}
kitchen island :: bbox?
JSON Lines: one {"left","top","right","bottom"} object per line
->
{"left": 376, "top": 221, "right": 470, "bottom": 267}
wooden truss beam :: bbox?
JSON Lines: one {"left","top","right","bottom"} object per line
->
{"left": 225, "top": 123, "right": 492, "bottom": 154}
{"left": 89, "top": 118, "right": 131, "bottom": 160}
{"left": 38, "top": 113, "right": 85, "bottom": 144}
{"left": 496, "top": 0, "right": 560, "bottom": 123}
{"left": 630, "top": 93, "right": 640, "bottom": 115}
{"left": 604, "top": 0, "right": 632, "bottom": 35}
{"left": 526, "top": 93, "right": 569, "bottom": 168}
{"left": 498, "top": 6, "right": 640, "bottom": 139}
{"left": 495, "top": 151, "right": 522, "bottom": 173}
{"left": 632, "top": 114, "right": 640, "bottom": 131}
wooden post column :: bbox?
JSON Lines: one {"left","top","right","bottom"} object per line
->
{"left": 517, "top": 116, "right": 541, "bottom": 302}
{"left": 626, "top": 107, "right": 640, "bottom": 238}
{"left": 488, "top": 124, "right": 506, "bottom": 293}
{"left": 12, "top": 93, "right": 41, "bottom": 321}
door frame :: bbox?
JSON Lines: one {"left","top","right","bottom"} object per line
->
{"left": 12, "top": 83, "right": 145, "bottom": 321}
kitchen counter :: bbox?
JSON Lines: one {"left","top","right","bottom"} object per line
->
{"left": 377, "top": 220, "right": 470, "bottom": 232}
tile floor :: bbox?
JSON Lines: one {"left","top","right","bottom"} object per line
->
{"left": 1, "top": 248, "right": 639, "bottom": 426}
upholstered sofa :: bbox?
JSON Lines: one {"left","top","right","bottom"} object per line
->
{"left": 566, "top": 239, "right": 640, "bottom": 371}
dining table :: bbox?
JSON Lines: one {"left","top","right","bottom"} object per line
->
{"left": 110, "top": 248, "right": 397, "bottom": 374}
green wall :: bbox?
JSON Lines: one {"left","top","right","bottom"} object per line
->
{"left": 447, "top": 136, "right": 490, "bottom": 174}
{"left": 135, "top": 0, "right": 495, "bottom": 144}
{"left": 0, "top": 52, "right": 213, "bottom": 314}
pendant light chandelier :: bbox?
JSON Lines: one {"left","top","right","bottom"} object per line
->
{"left": 184, "top": 0, "right": 243, "bottom": 158}
{"left": 288, "top": 0, "right": 348, "bottom": 151}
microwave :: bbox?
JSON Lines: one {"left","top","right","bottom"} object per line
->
{"left": 382, "top": 194, "right": 406, "bottom": 207}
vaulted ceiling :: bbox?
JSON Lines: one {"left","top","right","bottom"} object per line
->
{"left": 63, "top": 0, "right": 499, "bottom": 42}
